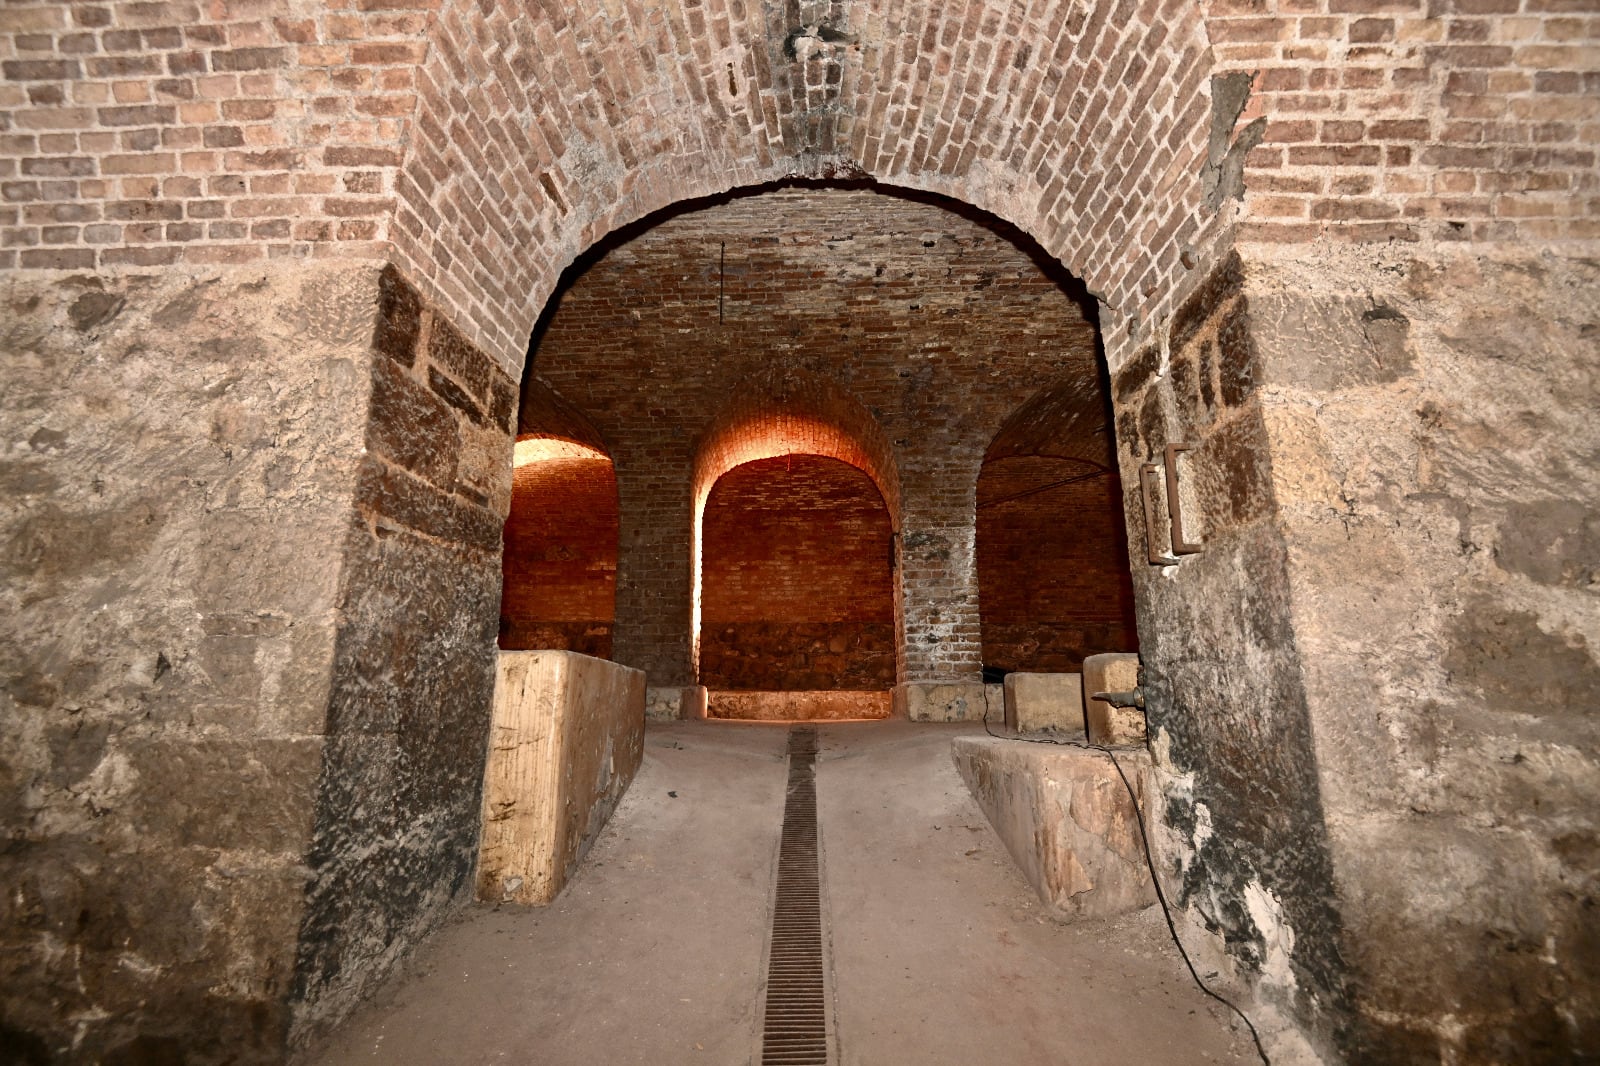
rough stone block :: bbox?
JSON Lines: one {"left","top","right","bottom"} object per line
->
{"left": 1082, "top": 654, "right": 1146, "bottom": 746}
{"left": 477, "top": 651, "right": 646, "bottom": 906}
{"left": 894, "top": 681, "right": 987, "bottom": 721}
{"left": 1002, "top": 672, "right": 1085, "bottom": 734}
{"left": 706, "top": 690, "right": 891, "bottom": 720}
{"left": 645, "top": 684, "right": 707, "bottom": 721}
{"left": 952, "top": 736, "right": 1157, "bottom": 920}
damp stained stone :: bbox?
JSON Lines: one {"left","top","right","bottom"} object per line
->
{"left": 67, "top": 289, "right": 124, "bottom": 331}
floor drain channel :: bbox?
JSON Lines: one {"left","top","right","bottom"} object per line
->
{"left": 760, "top": 726, "right": 830, "bottom": 1066}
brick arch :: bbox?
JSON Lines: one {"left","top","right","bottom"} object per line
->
{"left": 692, "top": 372, "right": 901, "bottom": 528}
{"left": 390, "top": 0, "right": 1225, "bottom": 371}
{"left": 978, "top": 381, "right": 1137, "bottom": 676}
{"left": 984, "top": 379, "right": 1117, "bottom": 469}
{"left": 500, "top": 433, "right": 620, "bottom": 656}
{"left": 516, "top": 378, "right": 611, "bottom": 457}
{"left": 689, "top": 373, "right": 901, "bottom": 677}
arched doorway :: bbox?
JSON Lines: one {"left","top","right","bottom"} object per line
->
{"left": 284, "top": 3, "right": 1358, "bottom": 1057}
{"left": 977, "top": 383, "right": 1138, "bottom": 679}
{"left": 699, "top": 453, "right": 895, "bottom": 719}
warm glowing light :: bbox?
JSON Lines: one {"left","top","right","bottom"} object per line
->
{"left": 513, "top": 437, "right": 609, "bottom": 466}
{"left": 688, "top": 410, "right": 901, "bottom": 683}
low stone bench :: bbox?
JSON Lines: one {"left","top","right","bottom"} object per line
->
{"left": 477, "top": 650, "right": 646, "bottom": 905}
{"left": 952, "top": 735, "right": 1157, "bottom": 920}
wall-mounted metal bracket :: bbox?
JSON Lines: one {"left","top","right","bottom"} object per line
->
{"left": 1138, "top": 462, "right": 1167, "bottom": 565}
{"left": 1164, "top": 443, "right": 1203, "bottom": 556}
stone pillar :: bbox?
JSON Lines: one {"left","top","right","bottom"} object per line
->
{"left": 1111, "top": 250, "right": 1348, "bottom": 1060}
{"left": 0, "top": 262, "right": 383, "bottom": 1062}
{"left": 1239, "top": 248, "right": 1600, "bottom": 1058}
{"left": 293, "top": 264, "right": 520, "bottom": 1045}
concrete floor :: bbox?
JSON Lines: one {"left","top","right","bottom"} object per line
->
{"left": 301, "top": 720, "right": 1255, "bottom": 1066}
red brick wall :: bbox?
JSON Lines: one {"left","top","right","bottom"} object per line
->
{"left": 977, "top": 457, "right": 1138, "bottom": 673}
{"left": 385, "top": 0, "right": 1226, "bottom": 366}
{"left": 700, "top": 454, "right": 894, "bottom": 690}
{"left": 3, "top": 0, "right": 1592, "bottom": 363}
{"left": 1216, "top": 2, "right": 1600, "bottom": 244}
{"left": 0, "top": 0, "right": 413, "bottom": 272}
{"left": 498, "top": 456, "right": 617, "bottom": 657}
{"left": 530, "top": 186, "right": 1103, "bottom": 685}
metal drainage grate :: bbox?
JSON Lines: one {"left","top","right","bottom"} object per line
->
{"left": 760, "top": 726, "right": 831, "bottom": 1066}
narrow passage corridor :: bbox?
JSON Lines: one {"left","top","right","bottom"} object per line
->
{"left": 303, "top": 722, "right": 1254, "bottom": 1066}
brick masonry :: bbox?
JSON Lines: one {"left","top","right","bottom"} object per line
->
{"left": 527, "top": 186, "right": 1107, "bottom": 688}
{"left": 1, "top": 1, "right": 1596, "bottom": 1062}
{"left": 3, "top": 0, "right": 1591, "bottom": 371}
{"left": 976, "top": 458, "right": 1138, "bottom": 674}
{"left": 700, "top": 454, "right": 896, "bottom": 690}
{"left": 499, "top": 456, "right": 618, "bottom": 658}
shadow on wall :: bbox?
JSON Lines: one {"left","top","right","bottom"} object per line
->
{"left": 979, "top": 378, "right": 1139, "bottom": 677}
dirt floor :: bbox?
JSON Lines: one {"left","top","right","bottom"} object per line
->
{"left": 299, "top": 720, "right": 1256, "bottom": 1066}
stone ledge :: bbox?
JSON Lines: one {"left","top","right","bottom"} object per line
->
{"left": 478, "top": 651, "right": 646, "bottom": 906}
{"left": 646, "top": 685, "right": 708, "bottom": 721}
{"left": 894, "top": 680, "right": 991, "bottom": 721}
{"left": 952, "top": 736, "right": 1157, "bottom": 920}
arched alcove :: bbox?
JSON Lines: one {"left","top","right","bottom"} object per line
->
{"left": 978, "top": 382, "right": 1138, "bottom": 677}
{"left": 498, "top": 436, "right": 619, "bottom": 657}
{"left": 699, "top": 454, "right": 896, "bottom": 699}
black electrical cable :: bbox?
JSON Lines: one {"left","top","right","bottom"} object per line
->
{"left": 981, "top": 694, "right": 1271, "bottom": 1066}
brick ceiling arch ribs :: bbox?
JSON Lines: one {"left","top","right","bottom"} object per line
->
{"left": 515, "top": 376, "right": 612, "bottom": 458}
{"left": 389, "top": 0, "right": 1235, "bottom": 378}
{"left": 692, "top": 384, "right": 901, "bottom": 530}
{"left": 983, "top": 376, "right": 1119, "bottom": 472}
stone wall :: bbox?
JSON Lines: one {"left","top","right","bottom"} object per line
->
{"left": 1244, "top": 246, "right": 1600, "bottom": 1061}
{"left": 1120, "top": 244, "right": 1600, "bottom": 1063}
{"left": 0, "top": 261, "right": 378, "bottom": 1062}
{"left": 1113, "top": 250, "right": 1351, "bottom": 1063}
{"left": 290, "top": 266, "right": 517, "bottom": 1045}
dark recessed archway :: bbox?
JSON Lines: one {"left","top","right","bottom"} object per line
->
{"left": 978, "top": 381, "right": 1138, "bottom": 678}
